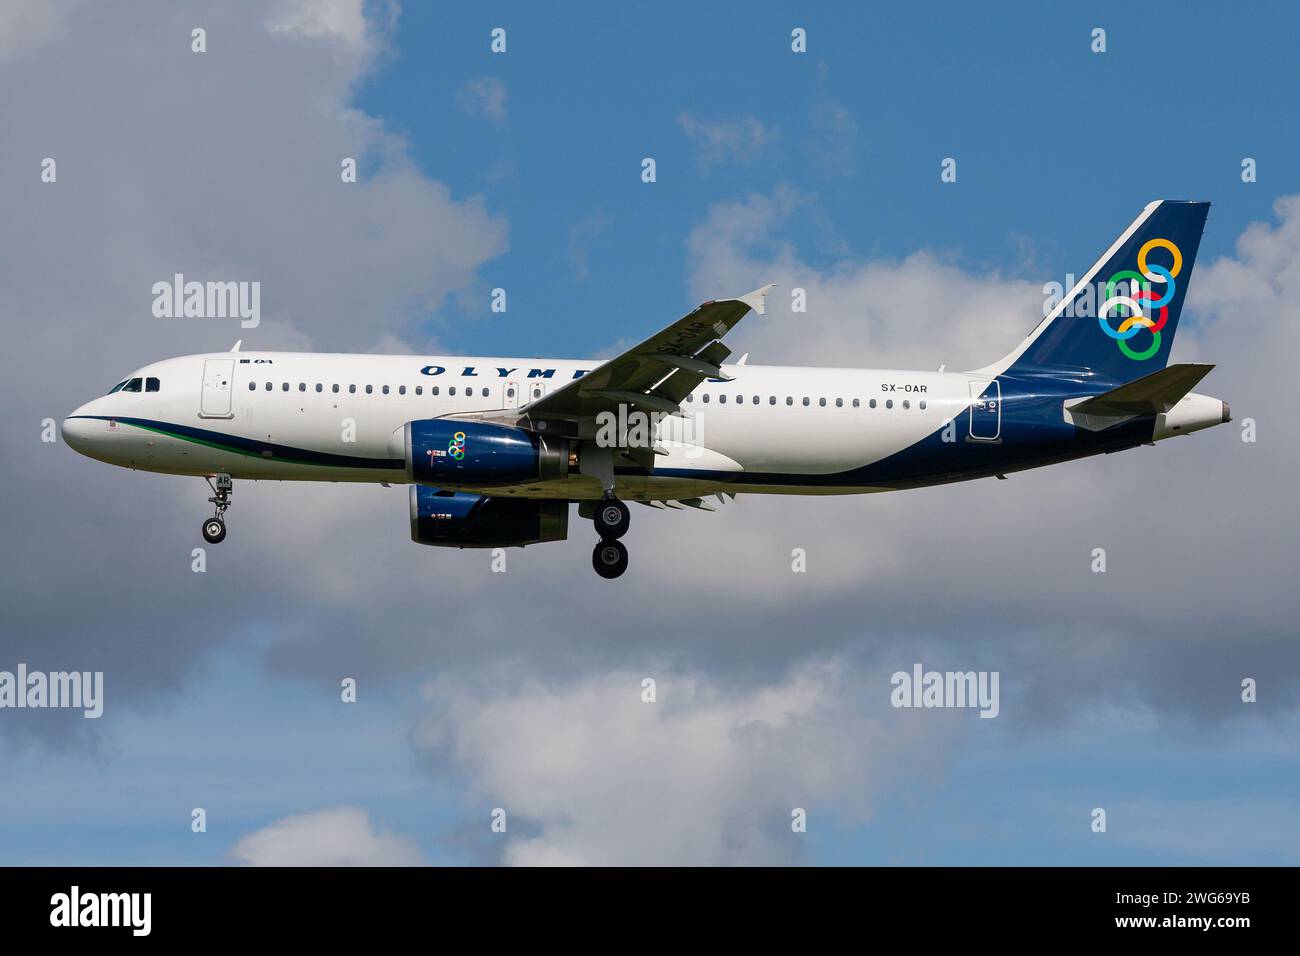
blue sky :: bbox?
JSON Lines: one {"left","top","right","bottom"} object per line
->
{"left": 356, "top": 0, "right": 1300, "bottom": 357}
{"left": 2, "top": 0, "right": 1298, "bottom": 867}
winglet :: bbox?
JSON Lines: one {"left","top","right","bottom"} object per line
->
{"left": 736, "top": 283, "right": 775, "bottom": 316}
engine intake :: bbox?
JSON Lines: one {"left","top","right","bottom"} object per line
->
{"left": 409, "top": 486, "right": 568, "bottom": 548}
{"left": 403, "top": 419, "right": 569, "bottom": 486}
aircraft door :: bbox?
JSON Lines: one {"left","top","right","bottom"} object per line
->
{"left": 200, "top": 359, "right": 235, "bottom": 419}
{"left": 967, "top": 380, "right": 1000, "bottom": 441}
{"left": 504, "top": 381, "right": 521, "bottom": 408}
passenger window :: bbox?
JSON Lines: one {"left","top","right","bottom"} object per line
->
{"left": 719, "top": 395, "right": 726, "bottom": 404}
{"left": 299, "top": 383, "right": 306, "bottom": 392}
{"left": 852, "top": 398, "right": 860, "bottom": 408}
{"left": 432, "top": 386, "right": 440, "bottom": 396}
{"left": 449, "top": 387, "right": 457, "bottom": 396}
{"left": 753, "top": 396, "right": 760, "bottom": 405}
{"left": 146, "top": 377, "right": 160, "bottom": 392}
{"left": 735, "top": 395, "right": 742, "bottom": 404}
{"left": 920, "top": 400, "right": 927, "bottom": 410}
{"left": 802, "top": 397, "right": 810, "bottom": 406}
{"left": 769, "top": 396, "right": 776, "bottom": 405}
{"left": 265, "top": 382, "right": 273, "bottom": 391}
{"left": 686, "top": 394, "right": 693, "bottom": 402}
{"left": 382, "top": 385, "right": 389, "bottom": 395}
{"left": 122, "top": 378, "right": 143, "bottom": 392}
{"left": 332, "top": 384, "right": 339, "bottom": 393}
{"left": 248, "top": 382, "right": 256, "bottom": 391}
{"left": 507, "top": 387, "right": 515, "bottom": 399}
{"left": 282, "top": 382, "right": 289, "bottom": 391}
{"left": 349, "top": 385, "right": 356, "bottom": 393}
{"left": 481, "top": 387, "right": 489, "bottom": 397}
{"left": 886, "top": 399, "right": 893, "bottom": 409}
{"left": 415, "top": 386, "right": 421, "bottom": 395}
{"left": 702, "top": 393, "right": 710, "bottom": 403}
{"left": 835, "top": 398, "right": 843, "bottom": 407}
{"left": 903, "top": 400, "right": 910, "bottom": 409}
{"left": 399, "top": 385, "right": 406, "bottom": 395}
{"left": 316, "top": 384, "right": 323, "bottom": 392}
{"left": 869, "top": 398, "right": 877, "bottom": 408}
{"left": 365, "top": 385, "right": 373, "bottom": 394}
{"left": 786, "top": 397, "right": 793, "bottom": 405}
{"left": 819, "top": 398, "right": 827, "bottom": 407}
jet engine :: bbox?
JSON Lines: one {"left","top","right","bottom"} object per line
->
{"left": 402, "top": 419, "right": 570, "bottom": 486}
{"left": 409, "top": 486, "right": 568, "bottom": 548}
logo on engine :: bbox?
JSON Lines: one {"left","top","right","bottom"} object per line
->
{"left": 448, "top": 431, "right": 467, "bottom": 461}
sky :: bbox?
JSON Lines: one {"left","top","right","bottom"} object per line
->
{"left": 0, "top": 0, "right": 1298, "bottom": 865}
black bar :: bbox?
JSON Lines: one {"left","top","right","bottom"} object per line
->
{"left": 0, "top": 866, "right": 1283, "bottom": 941}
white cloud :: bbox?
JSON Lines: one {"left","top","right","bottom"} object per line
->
{"left": 231, "top": 806, "right": 424, "bottom": 866}
{"left": 685, "top": 186, "right": 1043, "bottom": 371}
{"left": 265, "top": 0, "right": 394, "bottom": 69}
{"left": 678, "top": 112, "right": 772, "bottom": 172}
{"left": 456, "top": 76, "right": 509, "bottom": 127}
{"left": 0, "top": 0, "right": 506, "bottom": 742}
{"left": 414, "top": 658, "right": 964, "bottom": 865}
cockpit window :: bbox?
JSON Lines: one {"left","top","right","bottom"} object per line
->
{"left": 108, "top": 380, "right": 128, "bottom": 394}
{"left": 121, "top": 378, "right": 143, "bottom": 393}
{"left": 146, "top": 377, "right": 160, "bottom": 392}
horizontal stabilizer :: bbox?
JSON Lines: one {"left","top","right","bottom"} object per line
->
{"left": 1070, "top": 363, "right": 1215, "bottom": 417}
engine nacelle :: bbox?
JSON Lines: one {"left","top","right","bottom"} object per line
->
{"left": 403, "top": 419, "right": 569, "bottom": 486}
{"left": 409, "top": 486, "right": 568, "bottom": 548}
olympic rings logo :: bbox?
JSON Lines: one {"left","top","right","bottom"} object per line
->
{"left": 448, "top": 431, "right": 467, "bottom": 460}
{"left": 1098, "top": 237, "right": 1182, "bottom": 361}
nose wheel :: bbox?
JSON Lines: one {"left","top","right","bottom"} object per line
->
{"left": 202, "top": 474, "right": 233, "bottom": 544}
{"left": 590, "top": 496, "right": 630, "bottom": 578}
{"left": 592, "top": 539, "right": 629, "bottom": 579}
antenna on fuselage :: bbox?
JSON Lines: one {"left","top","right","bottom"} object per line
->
{"left": 231, "top": 340, "right": 242, "bottom": 352}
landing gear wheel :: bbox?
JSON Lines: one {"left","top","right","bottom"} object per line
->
{"left": 593, "top": 498, "right": 630, "bottom": 540}
{"left": 592, "top": 539, "right": 629, "bottom": 579}
{"left": 202, "top": 474, "right": 233, "bottom": 544}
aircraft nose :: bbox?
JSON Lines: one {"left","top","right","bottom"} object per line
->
{"left": 63, "top": 409, "right": 95, "bottom": 453}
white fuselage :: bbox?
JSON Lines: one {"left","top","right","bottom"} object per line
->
{"left": 64, "top": 351, "right": 972, "bottom": 499}
{"left": 64, "top": 350, "right": 1226, "bottom": 502}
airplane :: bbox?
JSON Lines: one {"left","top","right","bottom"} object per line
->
{"left": 64, "top": 200, "right": 1228, "bottom": 579}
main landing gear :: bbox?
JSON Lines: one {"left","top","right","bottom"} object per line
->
{"left": 202, "top": 474, "right": 233, "bottom": 544}
{"left": 590, "top": 496, "right": 630, "bottom": 579}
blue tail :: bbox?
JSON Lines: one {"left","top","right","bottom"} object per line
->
{"left": 1000, "top": 200, "right": 1210, "bottom": 385}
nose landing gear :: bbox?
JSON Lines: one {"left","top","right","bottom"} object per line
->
{"left": 202, "top": 474, "right": 233, "bottom": 544}
{"left": 590, "top": 496, "right": 630, "bottom": 579}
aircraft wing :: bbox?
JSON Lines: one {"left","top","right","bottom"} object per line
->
{"left": 520, "top": 284, "right": 774, "bottom": 430}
